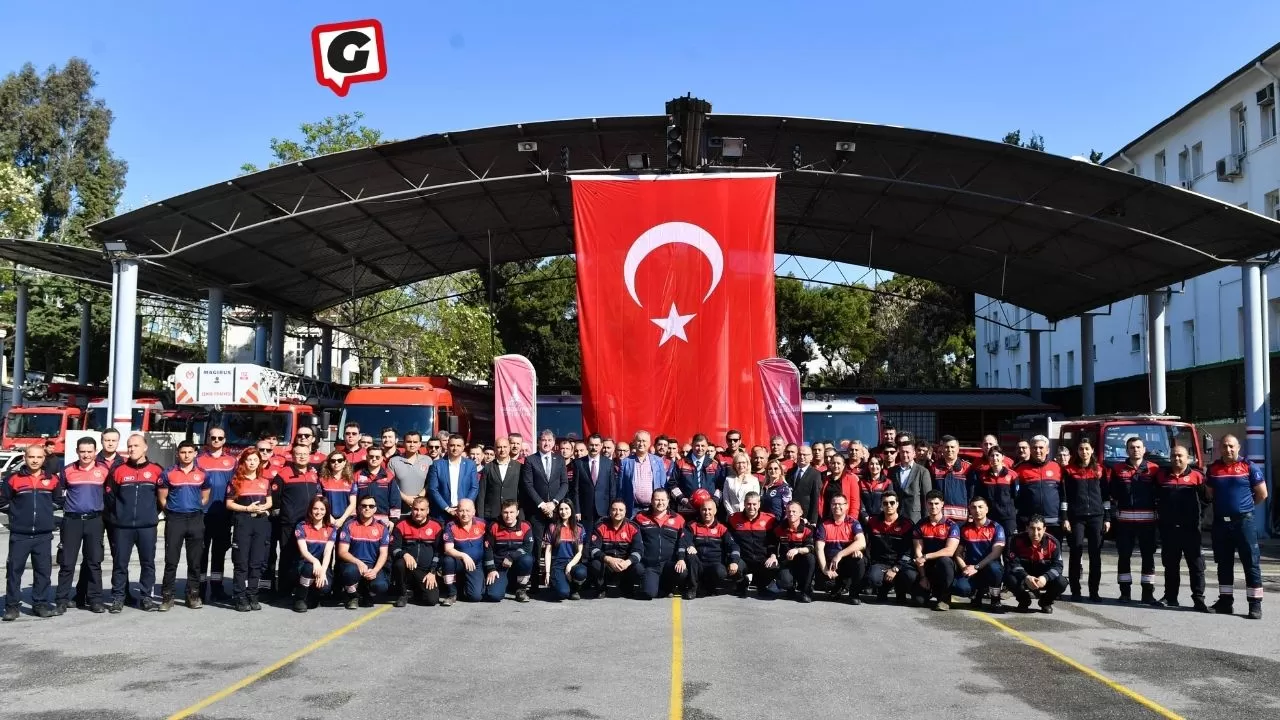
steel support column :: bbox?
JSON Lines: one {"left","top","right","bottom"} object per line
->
{"left": 77, "top": 299, "right": 92, "bottom": 385}
{"left": 1027, "top": 330, "right": 1042, "bottom": 402}
{"left": 1242, "top": 263, "right": 1269, "bottom": 534}
{"left": 108, "top": 260, "right": 139, "bottom": 435}
{"left": 1262, "top": 270, "right": 1272, "bottom": 536}
{"left": 253, "top": 318, "right": 268, "bottom": 365}
{"left": 303, "top": 340, "right": 316, "bottom": 378}
{"left": 371, "top": 357, "right": 383, "bottom": 384}
{"left": 207, "top": 288, "right": 224, "bottom": 363}
{"left": 270, "top": 311, "right": 286, "bottom": 371}
{"left": 339, "top": 348, "right": 352, "bottom": 385}
{"left": 320, "top": 327, "right": 333, "bottom": 383}
{"left": 12, "top": 284, "right": 27, "bottom": 408}
{"left": 133, "top": 315, "right": 143, "bottom": 392}
{"left": 1080, "top": 313, "right": 1095, "bottom": 416}
{"left": 1147, "top": 291, "right": 1168, "bottom": 415}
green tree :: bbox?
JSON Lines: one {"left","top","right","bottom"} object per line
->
{"left": 0, "top": 58, "right": 127, "bottom": 383}
{"left": 243, "top": 113, "right": 501, "bottom": 381}
{"left": 0, "top": 58, "right": 127, "bottom": 244}
{"left": 866, "top": 275, "right": 975, "bottom": 388}
{"left": 0, "top": 163, "right": 40, "bottom": 237}
{"left": 1002, "top": 129, "right": 1045, "bottom": 151}
{"left": 481, "top": 257, "right": 580, "bottom": 385}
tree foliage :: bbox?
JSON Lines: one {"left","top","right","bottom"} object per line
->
{"left": 477, "top": 257, "right": 580, "bottom": 386}
{"left": 0, "top": 58, "right": 128, "bottom": 383}
{"left": 243, "top": 113, "right": 501, "bottom": 382}
{"left": 0, "top": 58, "right": 127, "bottom": 244}
{"left": 1001, "top": 129, "right": 1045, "bottom": 152}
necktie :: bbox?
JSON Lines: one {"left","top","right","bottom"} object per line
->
{"left": 543, "top": 454, "right": 550, "bottom": 477}
{"left": 591, "top": 458, "right": 598, "bottom": 483}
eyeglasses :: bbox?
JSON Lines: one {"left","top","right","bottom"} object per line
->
{"left": 328, "top": 458, "right": 345, "bottom": 464}
{"left": 256, "top": 448, "right": 272, "bottom": 454}
{"left": 359, "top": 504, "right": 377, "bottom": 509}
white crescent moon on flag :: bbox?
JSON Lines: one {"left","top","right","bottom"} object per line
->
{"left": 623, "top": 221, "right": 724, "bottom": 308}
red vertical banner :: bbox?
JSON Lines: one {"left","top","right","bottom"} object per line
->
{"left": 572, "top": 173, "right": 778, "bottom": 445}
{"left": 493, "top": 354, "right": 537, "bottom": 442}
{"left": 757, "top": 357, "right": 804, "bottom": 446}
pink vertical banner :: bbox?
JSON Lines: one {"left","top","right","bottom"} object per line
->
{"left": 494, "top": 354, "right": 537, "bottom": 442}
{"left": 757, "top": 358, "right": 803, "bottom": 446}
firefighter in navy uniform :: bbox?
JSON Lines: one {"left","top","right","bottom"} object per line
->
{"left": 634, "top": 488, "right": 687, "bottom": 599}
{"left": 587, "top": 499, "right": 644, "bottom": 597}
{"left": 1005, "top": 515, "right": 1069, "bottom": 613}
{"left": 391, "top": 497, "right": 443, "bottom": 608}
{"left": 770, "top": 501, "right": 817, "bottom": 603}
{"left": 1156, "top": 445, "right": 1208, "bottom": 612}
{"left": 483, "top": 499, "right": 535, "bottom": 603}
{"left": 667, "top": 434, "right": 722, "bottom": 518}
{"left": 75, "top": 427, "right": 123, "bottom": 608}
{"left": 2, "top": 446, "right": 61, "bottom": 621}
{"left": 728, "top": 491, "right": 778, "bottom": 597}
{"left": 106, "top": 434, "right": 165, "bottom": 613}
{"left": 157, "top": 441, "right": 211, "bottom": 611}
{"left": 1205, "top": 434, "right": 1268, "bottom": 619}
{"left": 1108, "top": 436, "right": 1162, "bottom": 605}
{"left": 55, "top": 437, "right": 109, "bottom": 615}
{"left": 270, "top": 443, "right": 321, "bottom": 599}
{"left": 679, "top": 493, "right": 741, "bottom": 599}
{"left": 863, "top": 492, "right": 917, "bottom": 602}
{"left": 815, "top": 494, "right": 866, "bottom": 604}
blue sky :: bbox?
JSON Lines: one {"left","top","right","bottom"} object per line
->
{"left": 2, "top": 0, "right": 1278, "bottom": 285}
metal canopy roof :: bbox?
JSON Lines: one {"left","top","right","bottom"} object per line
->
{"left": 62, "top": 113, "right": 1280, "bottom": 320}
{"left": 0, "top": 237, "right": 197, "bottom": 298}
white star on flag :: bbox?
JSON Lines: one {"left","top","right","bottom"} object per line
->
{"left": 651, "top": 303, "right": 695, "bottom": 346}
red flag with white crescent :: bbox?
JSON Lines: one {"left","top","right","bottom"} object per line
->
{"left": 572, "top": 173, "right": 777, "bottom": 445}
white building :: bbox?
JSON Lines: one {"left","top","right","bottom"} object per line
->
{"left": 976, "top": 42, "right": 1280, "bottom": 415}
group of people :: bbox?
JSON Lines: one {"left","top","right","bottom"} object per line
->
{"left": 0, "top": 421, "right": 1267, "bottom": 621}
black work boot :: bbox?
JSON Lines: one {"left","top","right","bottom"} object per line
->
{"left": 1118, "top": 585, "right": 1132, "bottom": 604}
{"left": 158, "top": 594, "right": 174, "bottom": 612}
{"left": 2, "top": 605, "right": 18, "bottom": 622}
{"left": 33, "top": 604, "right": 53, "bottom": 618}
{"left": 1141, "top": 585, "right": 1163, "bottom": 607}
{"left": 54, "top": 600, "right": 69, "bottom": 616}
{"left": 1211, "top": 597, "right": 1234, "bottom": 615}
{"left": 293, "top": 585, "right": 311, "bottom": 613}
{"left": 1247, "top": 601, "right": 1262, "bottom": 620}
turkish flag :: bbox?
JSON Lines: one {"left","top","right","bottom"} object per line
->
{"left": 572, "top": 174, "right": 777, "bottom": 445}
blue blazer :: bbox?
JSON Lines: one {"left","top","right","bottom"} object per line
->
{"left": 426, "top": 457, "right": 479, "bottom": 519}
{"left": 618, "top": 454, "right": 671, "bottom": 518}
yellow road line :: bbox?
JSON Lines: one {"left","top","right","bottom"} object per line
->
{"left": 167, "top": 605, "right": 391, "bottom": 720}
{"left": 669, "top": 596, "right": 684, "bottom": 720}
{"left": 974, "top": 614, "right": 1185, "bottom": 720}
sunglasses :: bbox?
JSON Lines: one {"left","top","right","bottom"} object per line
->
{"left": 359, "top": 504, "right": 377, "bottom": 509}
{"left": 209, "top": 436, "right": 226, "bottom": 441}
{"left": 256, "top": 448, "right": 272, "bottom": 453}
{"left": 297, "top": 434, "right": 313, "bottom": 439}
{"left": 882, "top": 500, "right": 898, "bottom": 506}
{"left": 328, "top": 458, "right": 345, "bottom": 464}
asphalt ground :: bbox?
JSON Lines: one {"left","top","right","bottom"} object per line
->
{"left": 2, "top": 527, "right": 1279, "bottom": 720}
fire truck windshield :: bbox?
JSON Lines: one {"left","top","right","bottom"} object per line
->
{"left": 339, "top": 406, "right": 435, "bottom": 439}
{"left": 86, "top": 407, "right": 146, "bottom": 432}
{"left": 1098, "top": 423, "right": 1193, "bottom": 466}
{"left": 803, "top": 411, "right": 879, "bottom": 448}
{"left": 537, "top": 403, "right": 583, "bottom": 439}
{"left": 5, "top": 412, "right": 63, "bottom": 439}
{"left": 213, "top": 411, "right": 293, "bottom": 448}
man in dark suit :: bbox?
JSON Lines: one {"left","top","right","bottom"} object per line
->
{"left": 787, "top": 444, "right": 822, "bottom": 525}
{"left": 520, "top": 429, "right": 569, "bottom": 586}
{"left": 426, "top": 436, "right": 479, "bottom": 522}
{"left": 574, "top": 433, "right": 616, "bottom": 531}
{"left": 477, "top": 436, "right": 522, "bottom": 521}
{"left": 888, "top": 440, "right": 932, "bottom": 523}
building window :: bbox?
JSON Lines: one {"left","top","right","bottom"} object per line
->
{"left": 1051, "top": 354, "right": 1061, "bottom": 387}
{"left": 1266, "top": 190, "right": 1280, "bottom": 221}
{"left": 1130, "top": 333, "right": 1141, "bottom": 353}
{"left": 1231, "top": 104, "right": 1248, "bottom": 157}
{"left": 1261, "top": 84, "right": 1277, "bottom": 142}
{"left": 1066, "top": 350, "right": 1075, "bottom": 386}
{"left": 1182, "top": 319, "right": 1196, "bottom": 367}
{"left": 1270, "top": 299, "right": 1280, "bottom": 353}
{"left": 1154, "top": 151, "right": 1166, "bottom": 184}
{"left": 1177, "top": 149, "right": 1190, "bottom": 186}
{"left": 1191, "top": 142, "right": 1203, "bottom": 178}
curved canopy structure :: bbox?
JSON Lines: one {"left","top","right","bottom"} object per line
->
{"left": 67, "top": 112, "right": 1280, "bottom": 321}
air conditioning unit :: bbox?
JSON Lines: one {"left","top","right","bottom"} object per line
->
{"left": 985, "top": 339, "right": 1000, "bottom": 354}
{"left": 1004, "top": 334, "right": 1021, "bottom": 350}
{"left": 1258, "top": 84, "right": 1276, "bottom": 104}
{"left": 1215, "top": 155, "right": 1243, "bottom": 182}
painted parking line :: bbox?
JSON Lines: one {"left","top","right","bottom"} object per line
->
{"left": 973, "top": 613, "right": 1185, "bottom": 720}
{"left": 669, "top": 596, "right": 684, "bottom": 720}
{"left": 166, "top": 605, "right": 391, "bottom": 720}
